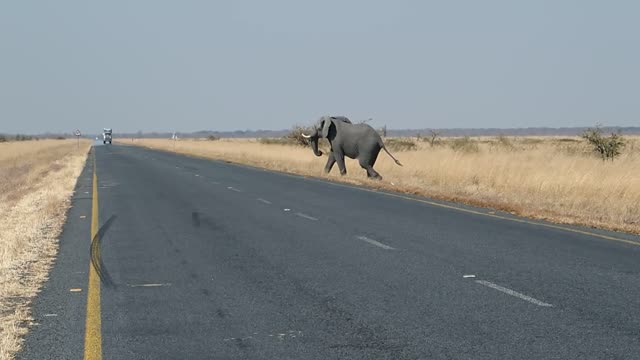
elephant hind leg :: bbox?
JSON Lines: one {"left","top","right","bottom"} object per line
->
{"left": 365, "top": 166, "right": 382, "bottom": 180}
{"left": 359, "top": 158, "right": 382, "bottom": 180}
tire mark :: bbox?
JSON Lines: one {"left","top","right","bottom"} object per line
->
{"left": 90, "top": 214, "right": 117, "bottom": 288}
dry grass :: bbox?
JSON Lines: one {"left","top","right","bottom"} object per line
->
{"left": 0, "top": 139, "right": 90, "bottom": 360}
{"left": 124, "top": 136, "right": 640, "bottom": 234}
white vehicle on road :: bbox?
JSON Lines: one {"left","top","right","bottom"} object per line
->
{"left": 103, "top": 128, "right": 112, "bottom": 144}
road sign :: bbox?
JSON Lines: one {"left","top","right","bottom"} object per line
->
{"left": 74, "top": 129, "right": 81, "bottom": 149}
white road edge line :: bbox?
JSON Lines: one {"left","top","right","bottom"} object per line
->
{"left": 356, "top": 236, "right": 395, "bottom": 250}
{"left": 295, "top": 212, "right": 318, "bottom": 221}
{"left": 227, "top": 187, "right": 242, "bottom": 192}
{"left": 257, "top": 198, "right": 272, "bottom": 204}
{"left": 475, "top": 280, "right": 552, "bottom": 307}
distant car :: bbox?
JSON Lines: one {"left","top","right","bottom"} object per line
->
{"left": 103, "top": 128, "right": 112, "bottom": 144}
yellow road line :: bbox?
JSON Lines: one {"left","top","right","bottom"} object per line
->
{"left": 84, "top": 152, "right": 102, "bottom": 360}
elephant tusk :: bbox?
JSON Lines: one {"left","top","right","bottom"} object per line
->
{"left": 301, "top": 133, "right": 311, "bottom": 138}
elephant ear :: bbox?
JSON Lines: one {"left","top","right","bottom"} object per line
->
{"left": 321, "top": 116, "right": 333, "bottom": 138}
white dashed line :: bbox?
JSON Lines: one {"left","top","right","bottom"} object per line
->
{"left": 463, "top": 274, "right": 476, "bottom": 278}
{"left": 295, "top": 212, "right": 318, "bottom": 221}
{"left": 127, "top": 283, "right": 172, "bottom": 288}
{"left": 44, "top": 313, "right": 58, "bottom": 317}
{"left": 211, "top": 181, "right": 220, "bottom": 184}
{"left": 356, "top": 236, "right": 395, "bottom": 250}
{"left": 475, "top": 280, "right": 552, "bottom": 307}
{"left": 227, "top": 187, "right": 242, "bottom": 192}
{"left": 257, "top": 198, "right": 272, "bottom": 204}
{"left": 195, "top": 174, "right": 200, "bottom": 177}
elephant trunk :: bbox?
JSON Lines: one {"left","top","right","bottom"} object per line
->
{"left": 302, "top": 127, "right": 323, "bottom": 156}
{"left": 310, "top": 136, "right": 323, "bottom": 156}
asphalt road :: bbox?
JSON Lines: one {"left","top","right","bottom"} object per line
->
{"left": 18, "top": 143, "right": 640, "bottom": 359}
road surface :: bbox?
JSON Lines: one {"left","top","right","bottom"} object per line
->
{"left": 18, "top": 143, "right": 640, "bottom": 359}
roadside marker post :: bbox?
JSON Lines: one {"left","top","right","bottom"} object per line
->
{"left": 75, "top": 129, "right": 81, "bottom": 149}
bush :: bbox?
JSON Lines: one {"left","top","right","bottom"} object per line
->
{"left": 284, "top": 126, "right": 312, "bottom": 146}
{"left": 490, "top": 134, "right": 516, "bottom": 151}
{"left": 385, "top": 138, "right": 417, "bottom": 152}
{"left": 14, "top": 134, "right": 33, "bottom": 141}
{"left": 449, "top": 136, "right": 480, "bottom": 153}
{"left": 56, "top": 136, "right": 66, "bottom": 140}
{"left": 581, "top": 126, "right": 625, "bottom": 161}
{"left": 259, "top": 137, "right": 291, "bottom": 145}
{"left": 206, "top": 135, "right": 219, "bottom": 141}
{"left": 427, "top": 130, "right": 442, "bottom": 147}
{"left": 0, "top": 134, "right": 7, "bottom": 143}
{"left": 259, "top": 126, "right": 313, "bottom": 147}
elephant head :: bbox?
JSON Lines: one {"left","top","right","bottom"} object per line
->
{"left": 302, "top": 116, "right": 334, "bottom": 157}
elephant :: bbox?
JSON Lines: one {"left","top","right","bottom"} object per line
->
{"left": 302, "top": 115, "right": 402, "bottom": 180}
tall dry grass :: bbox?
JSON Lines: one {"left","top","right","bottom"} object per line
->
{"left": 0, "top": 139, "right": 90, "bottom": 360}
{"left": 127, "top": 136, "right": 640, "bottom": 234}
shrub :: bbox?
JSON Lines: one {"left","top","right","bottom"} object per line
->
{"left": 15, "top": 134, "right": 33, "bottom": 141}
{"left": 259, "top": 137, "right": 291, "bottom": 145}
{"left": 284, "top": 126, "right": 312, "bottom": 146}
{"left": 385, "top": 138, "right": 417, "bottom": 152}
{"left": 427, "top": 130, "right": 442, "bottom": 147}
{"left": 206, "top": 135, "right": 219, "bottom": 141}
{"left": 0, "top": 134, "right": 7, "bottom": 142}
{"left": 449, "top": 136, "right": 480, "bottom": 153}
{"left": 490, "top": 134, "right": 515, "bottom": 151}
{"left": 581, "top": 126, "right": 625, "bottom": 161}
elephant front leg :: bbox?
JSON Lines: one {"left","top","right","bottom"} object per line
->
{"left": 335, "top": 152, "right": 347, "bottom": 175}
{"left": 324, "top": 152, "right": 336, "bottom": 173}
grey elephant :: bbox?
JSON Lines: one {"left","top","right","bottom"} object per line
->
{"left": 302, "top": 115, "right": 402, "bottom": 180}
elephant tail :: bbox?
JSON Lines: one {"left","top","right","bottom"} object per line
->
{"left": 380, "top": 140, "right": 403, "bottom": 166}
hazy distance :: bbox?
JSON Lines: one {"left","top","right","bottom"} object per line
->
{"left": 1, "top": 1, "right": 638, "bottom": 134}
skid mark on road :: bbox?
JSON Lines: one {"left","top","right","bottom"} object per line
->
{"left": 474, "top": 279, "right": 553, "bottom": 307}
{"left": 356, "top": 236, "right": 395, "bottom": 250}
{"left": 90, "top": 215, "right": 117, "bottom": 288}
{"left": 192, "top": 212, "right": 201, "bottom": 227}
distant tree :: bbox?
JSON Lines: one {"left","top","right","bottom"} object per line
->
{"left": 428, "top": 130, "right": 442, "bottom": 147}
{"left": 581, "top": 125, "right": 625, "bottom": 161}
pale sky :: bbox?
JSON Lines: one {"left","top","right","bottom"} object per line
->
{"left": 1, "top": 1, "right": 638, "bottom": 134}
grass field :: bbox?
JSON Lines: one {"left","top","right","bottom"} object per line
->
{"left": 0, "top": 139, "right": 90, "bottom": 359}
{"left": 125, "top": 135, "right": 640, "bottom": 235}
